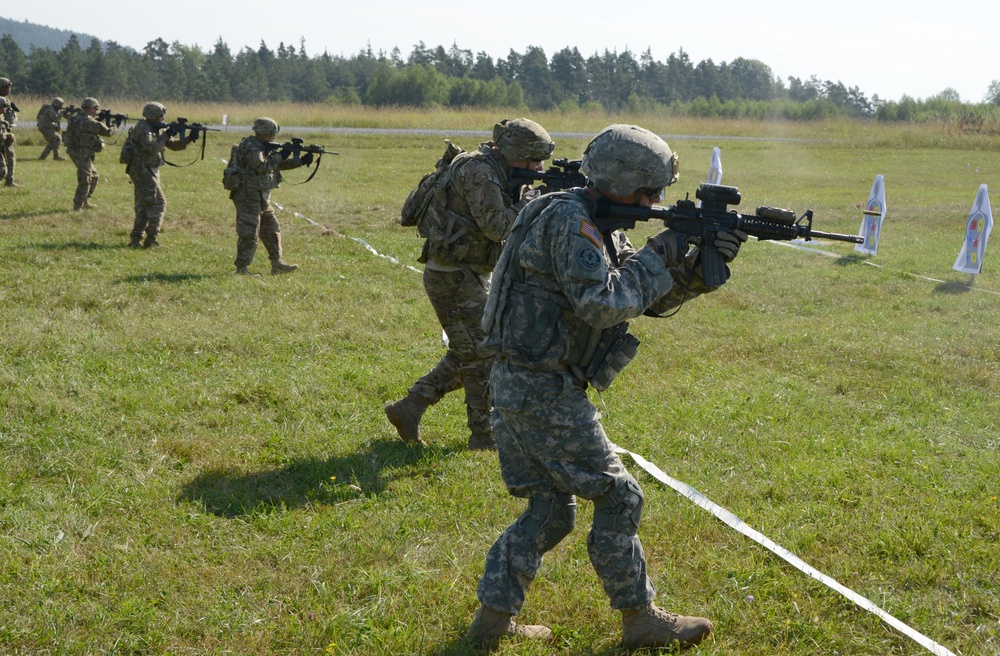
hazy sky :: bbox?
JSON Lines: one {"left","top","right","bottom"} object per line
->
{"left": 4, "top": 1, "right": 998, "bottom": 103}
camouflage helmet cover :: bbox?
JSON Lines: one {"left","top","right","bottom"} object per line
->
{"left": 81, "top": 97, "right": 100, "bottom": 109}
{"left": 142, "top": 102, "right": 167, "bottom": 120}
{"left": 581, "top": 124, "right": 679, "bottom": 197}
{"left": 51, "top": 97, "right": 65, "bottom": 108}
{"left": 0, "top": 77, "right": 10, "bottom": 88}
{"left": 252, "top": 117, "right": 280, "bottom": 136}
{"left": 493, "top": 118, "right": 554, "bottom": 162}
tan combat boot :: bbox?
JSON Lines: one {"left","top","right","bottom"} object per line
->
{"left": 465, "top": 605, "right": 552, "bottom": 647}
{"left": 235, "top": 266, "right": 259, "bottom": 276}
{"left": 467, "top": 432, "right": 496, "bottom": 451}
{"left": 384, "top": 393, "right": 431, "bottom": 446}
{"left": 271, "top": 260, "right": 299, "bottom": 275}
{"left": 622, "top": 603, "right": 712, "bottom": 651}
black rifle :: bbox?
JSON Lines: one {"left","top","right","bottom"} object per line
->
{"left": 96, "top": 109, "right": 132, "bottom": 129}
{"left": 158, "top": 117, "right": 221, "bottom": 144}
{"left": 509, "top": 157, "right": 587, "bottom": 202}
{"left": 261, "top": 137, "right": 339, "bottom": 184}
{"left": 150, "top": 117, "right": 222, "bottom": 161}
{"left": 593, "top": 183, "right": 865, "bottom": 287}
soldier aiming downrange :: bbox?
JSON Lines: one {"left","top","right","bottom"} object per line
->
{"left": 121, "top": 102, "right": 191, "bottom": 248}
{"left": 225, "top": 117, "right": 305, "bottom": 275}
{"left": 37, "top": 97, "right": 67, "bottom": 161}
{"left": 0, "top": 77, "right": 18, "bottom": 187}
{"left": 466, "top": 124, "right": 748, "bottom": 650}
{"left": 63, "top": 97, "right": 116, "bottom": 210}
{"left": 385, "top": 118, "right": 554, "bottom": 450}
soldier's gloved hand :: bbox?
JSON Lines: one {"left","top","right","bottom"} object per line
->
{"left": 165, "top": 125, "right": 178, "bottom": 137}
{"left": 187, "top": 129, "right": 199, "bottom": 144}
{"left": 279, "top": 144, "right": 293, "bottom": 160}
{"left": 300, "top": 152, "right": 314, "bottom": 167}
{"left": 714, "top": 229, "right": 749, "bottom": 263}
{"left": 646, "top": 228, "right": 690, "bottom": 268}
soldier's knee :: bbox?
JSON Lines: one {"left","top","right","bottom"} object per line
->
{"left": 592, "top": 478, "right": 644, "bottom": 536}
{"left": 518, "top": 496, "right": 576, "bottom": 553}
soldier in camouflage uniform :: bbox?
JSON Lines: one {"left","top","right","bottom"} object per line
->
{"left": 0, "top": 78, "right": 18, "bottom": 187}
{"left": 63, "top": 97, "right": 116, "bottom": 210}
{"left": 385, "top": 118, "right": 554, "bottom": 451}
{"left": 37, "top": 97, "right": 67, "bottom": 161}
{"left": 227, "top": 117, "right": 304, "bottom": 275}
{"left": 0, "top": 104, "right": 10, "bottom": 184}
{"left": 123, "top": 102, "right": 191, "bottom": 248}
{"left": 466, "top": 124, "right": 748, "bottom": 650}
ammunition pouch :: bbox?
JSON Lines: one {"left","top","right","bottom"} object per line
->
{"left": 418, "top": 204, "right": 502, "bottom": 274}
{"left": 582, "top": 322, "right": 640, "bottom": 391}
{"left": 222, "top": 165, "right": 243, "bottom": 191}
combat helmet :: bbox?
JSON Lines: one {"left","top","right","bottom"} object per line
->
{"left": 252, "top": 117, "right": 280, "bottom": 136}
{"left": 142, "top": 102, "right": 167, "bottom": 120}
{"left": 581, "top": 124, "right": 679, "bottom": 197}
{"left": 0, "top": 77, "right": 10, "bottom": 89}
{"left": 81, "top": 97, "right": 100, "bottom": 109}
{"left": 51, "top": 97, "right": 65, "bottom": 108}
{"left": 493, "top": 118, "right": 554, "bottom": 162}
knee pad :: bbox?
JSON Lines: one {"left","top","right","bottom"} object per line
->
{"left": 516, "top": 496, "right": 576, "bottom": 553}
{"left": 592, "top": 478, "right": 644, "bottom": 536}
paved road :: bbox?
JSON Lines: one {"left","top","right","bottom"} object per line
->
{"left": 18, "top": 122, "right": 814, "bottom": 143}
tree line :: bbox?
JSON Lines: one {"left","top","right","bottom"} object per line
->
{"left": 2, "top": 33, "right": 999, "bottom": 125}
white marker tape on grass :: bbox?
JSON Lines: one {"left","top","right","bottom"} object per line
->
{"left": 773, "top": 240, "right": 1000, "bottom": 296}
{"left": 272, "top": 201, "right": 422, "bottom": 274}
{"left": 617, "top": 447, "right": 957, "bottom": 656}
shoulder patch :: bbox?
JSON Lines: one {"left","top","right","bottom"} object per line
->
{"left": 579, "top": 219, "right": 603, "bottom": 248}
{"left": 578, "top": 248, "right": 603, "bottom": 271}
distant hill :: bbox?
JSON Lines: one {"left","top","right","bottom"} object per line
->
{"left": 0, "top": 16, "right": 106, "bottom": 52}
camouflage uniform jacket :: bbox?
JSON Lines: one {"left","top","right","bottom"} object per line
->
{"left": 126, "top": 120, "right": 185, "bottom": 171}
{"left": 482, "top": 189, "right": 719, "bottom": 379}
{"left": 419, "top": 144, "right": 528, "bottom": 274}
{"left": 63, "top": 112, "right": 114, "bottom": 152}
{"left": 37, "top": 104, "right": 62, "bottom": 133}
{"left": 229, "top": 135, "right": 299, "bottom": 193}
{"left": 1, "top": 96, "right": 15, "bottom": 126}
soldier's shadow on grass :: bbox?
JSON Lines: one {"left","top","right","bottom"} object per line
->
{"left": 933, "top": 280, "right": 973, "bottom": 295}
{"left": 425, "top": 634, "right": 627, "bottom": 656}
{"left": 115, "top": 272, "right": 212, "bottom": 284}
{"left": 178, "top": 439, "right": 456, "bottom": 518}
{"left": 15, "top": 240, "right": 119, "bottom": 251}
{"left": 1, "top": 209, "right": 71, "bottom": 221}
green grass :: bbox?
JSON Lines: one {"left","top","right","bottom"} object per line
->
{"left": 1, "top": 111, "right": 998, "bottom": 655}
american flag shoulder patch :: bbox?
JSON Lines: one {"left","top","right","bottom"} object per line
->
{"left": 579, "top": 220, "right": 603, "bottom": 248}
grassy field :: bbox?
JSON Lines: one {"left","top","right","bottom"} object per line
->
{"left": 1, "top": 106, "right": 998, "bottom": 655}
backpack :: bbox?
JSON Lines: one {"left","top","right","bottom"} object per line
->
{"left": 222, "top": 143, "right": 241, "bottom": 191}
{"left": 119, "top": 129, "right": 136, "bottom": 165}
{"left": 399, "top": 139, "right": 465, "bottom": 227}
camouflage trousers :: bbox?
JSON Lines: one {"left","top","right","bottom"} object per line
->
{"left": 231, "top": 188, "right": 283, "bottom": 267}
{"left": 477, "top": 361, "right": 656, "bottom": 615}
{"left": 129, "top": 166, "right": 166, "bottom": 241}
{"left": 39, "top": 128, "right": 62, "bottom": 159}
{"left": 67, "top": 148, "right": 99, "bottom": 207}
{"left": 407, "top": 267, "right": 494, "bottom": 437}
{"left": 2, "top": 137, "right": 14, "bottom": 182}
